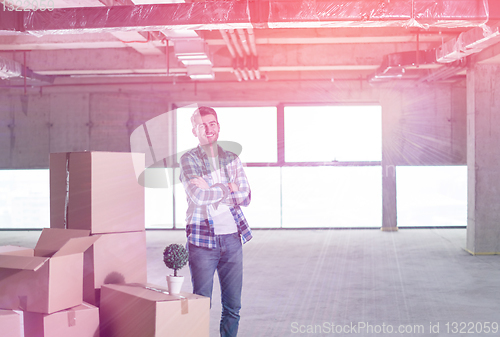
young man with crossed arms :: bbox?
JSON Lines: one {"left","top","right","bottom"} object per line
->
{"left": 179, "top": 106, "right": 252, "bottom": 337}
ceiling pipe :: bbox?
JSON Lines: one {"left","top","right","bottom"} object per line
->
{"left": 220, "top": 29, "right": 242, "bottom": 81}
{"left": 236, "top": 29, "right": 251, "bottom": 56}
{"left": 226, "top": 29, "right": 256, "bottom": 81}
{"left": 237, "top": 29, "right": 256, "bottom": 80}
{"left": 237, "top": 58, "right": 249, "bottom": 81}
{"left": 219, "top": 30, "right": 236, "bottom": 58}
{"left": 246, "top": 29, "right": 261, "bottom": 80}
{"left": 228, "top": 29, "right": 244, "bottom": 58}
{"left": 233, "top": 68, "right": 244, "bottom": 82}
{"left": 245, "top": 57, "right": 255, "bottom": 80}
{"left": 247, "top": 29, "right": 258, "bottom": 56}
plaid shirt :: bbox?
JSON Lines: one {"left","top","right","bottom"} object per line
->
{"left": 179, "top": 144, "right": 252, "bottom": 248}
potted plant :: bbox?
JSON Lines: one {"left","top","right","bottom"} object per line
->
{"left": 163, "top": 243, "right": 189, "bottom": 294}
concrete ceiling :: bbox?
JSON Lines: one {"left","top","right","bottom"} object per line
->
{"left": 1, "top": 0, "right": 500, "bottom": 88}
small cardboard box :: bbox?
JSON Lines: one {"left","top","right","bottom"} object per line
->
{"left": 0, "top": 310, "right": 21, "bottom": 337}
{"left": 50, "top": 152, "right": 145, "bottom": 234}
{"left": 100, "top": 283, "right": 210, "bottom": 337}
{"left": 0, "top": 228, "right": 99, "bottom": 314}
{"left": 24, "top": 302, "right": 99, "bottom": 337}
{"left": 83, "top": 231, "right": 147, "bottom": 306}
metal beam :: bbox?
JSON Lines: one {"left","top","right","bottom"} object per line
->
{"left": 2, "top": 43, "right": 438, "bottom": 75}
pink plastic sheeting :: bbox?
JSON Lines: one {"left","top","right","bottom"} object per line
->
{"left": 12, "top": 0, "right": 489, "bottom": 35}
{"left": 22, "top": 2, "right": 253, "bottom": 36}
{"left": 0, "top": 56, "right": 22, "bottom": 79}
{"left": 268, "top": 0, "right": 489, "bottom": 29}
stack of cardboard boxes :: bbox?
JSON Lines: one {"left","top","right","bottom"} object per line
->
{"left": 0, "top": 229, "right": 100, "bottom": 337}
{"left": 0, "top": 152, "right": 209, "bottom": 337}
{"left": 50, "top": 152, "right": 149, "bottom": 307}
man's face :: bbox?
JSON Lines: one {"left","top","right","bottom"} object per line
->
{"left": 192, "top": 113, "right": 220, "bottom": 146}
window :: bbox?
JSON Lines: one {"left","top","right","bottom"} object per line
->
{"left": 0, "top": 169, "right": 49, "bottom": 229}
{"left": 281, "top": 166, "right": 382, "bottom": 228}
{"left": 284, "top": 105, "right": 382, "bottom": 162}
{"left": 397, "top": 166, "right": 467, "bottom": 227}
{"left": 176, "top": 106, "right": 277, "bottom": 163}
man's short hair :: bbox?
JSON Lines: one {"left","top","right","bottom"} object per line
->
{"left": 191, "top": 106, "right": 218, "bottom": 127}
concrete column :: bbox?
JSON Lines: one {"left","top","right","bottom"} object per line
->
{"left": 466, "top": 64, "right": 500, "bottom": 254}
{"left": 380, "top": 87, "right": 400, "bottom": 231}
{"left": 381, "top": 162, "right": 397, "bottom": 231}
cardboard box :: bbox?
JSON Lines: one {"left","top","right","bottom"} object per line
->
{"left": 0, "top": 228, "right": 99, "bottom": 314}
{"left": 83, "top": 231, "right": 147, "bottom": 306}
{"left": 100, "top": 284, "right": 210, "bottom": 337}
{"left": 50, "top": 152, "right": 145, "bottom": 234}
{"left": 24, "top": 302, "right": 99, "bottom": 337}
{"left": 0, "top": 310, "right": 21, "bottom": 337}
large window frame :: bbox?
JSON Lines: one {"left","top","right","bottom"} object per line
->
{"left": 166, "top": 102, "right": 383, "bottom": 229}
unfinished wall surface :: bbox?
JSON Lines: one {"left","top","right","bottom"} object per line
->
{"left": 467, "top": 64, "right": 500, "bottom": 254}
{"left": 380, "top": 82, "right": 467, "bottom": 167}
{"left": 0, "top": 92, "right": 169, "bottom": 168}
{"left": 0, "top": 80, "right": 466, "bottom": 171}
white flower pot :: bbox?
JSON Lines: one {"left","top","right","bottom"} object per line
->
{"left": 167, "top": 275, "right": 184, "bottom": 294}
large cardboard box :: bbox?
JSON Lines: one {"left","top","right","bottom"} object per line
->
{"left": 0, "top": 246, "right": 34, "bottom": 256}
{"left": 24, "top": 302, "right": 99, "bottom": 337}
{"left": 83, "top": 231, "right": 147, "bottom": 306}
{"left": 0, "top": 228, "right": 99, "bottom": 314}
{"left": 0, "top": 310, "right": 21, "bottom": 337}
{"left": 50, "top": 152, "right": 145, "bottom": 234}
{"left": 100, "top": 283, "right": 210, "bottom": 337}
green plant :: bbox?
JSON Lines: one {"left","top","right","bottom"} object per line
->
{"left": 163, "top": 244, "right": 189, "bottom": 277}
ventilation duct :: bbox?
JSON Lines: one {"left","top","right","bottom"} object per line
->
{"left": 0, "top": 0, "right": 491, "bottom": 35}
{"left": 437, "top": 23, "right": 500, "bottom": 63}
{"left": 0, "top": 56, "right": 22, "bottom": 79}
{"left": 371, "top": 21, "right": 500, "bottom": 82}
{"left": 369, "top": 50, "right": 436, "bottom": 82}
{"left": 0, "top": 55, "right": 54, "bottom": 83}
{"left": 418, "top": 59, "right": 466, "bottom": 82}
{"left": 161, "top": 30, "right": 214, "bottom": 80}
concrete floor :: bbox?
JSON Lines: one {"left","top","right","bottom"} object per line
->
{"left": 2, "top": 228, "right": 500, "bottom": 337}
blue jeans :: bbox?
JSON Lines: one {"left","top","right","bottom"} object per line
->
{"left": 188, "top": 233, "right": 243, "bottom": 337}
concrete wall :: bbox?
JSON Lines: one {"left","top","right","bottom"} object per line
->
{"left": 0, "top": 80, "right": 467, "bottom": 169}
{"left": 0, "top": 92, "right": 169, "bottom": 168}
{"left": 380, "top": 82, "right": 467, "bottom": 167}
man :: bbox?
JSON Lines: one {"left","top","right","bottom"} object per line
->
{"left": 179, "top": 106, "right": 252, "bottom": 337}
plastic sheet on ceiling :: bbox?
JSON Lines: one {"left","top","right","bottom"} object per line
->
{"left": 4, "top": 0, "right": 490, "bottom": 36}
{"left": 267, "top": 0, "right": 489, "bottom": 29}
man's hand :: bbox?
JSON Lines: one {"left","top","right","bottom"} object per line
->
{"left": 228, "top": 182, "right": 239, "bottom": 192}
{"left": 190, "top": 176, "right": 209, "bottom": 189}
